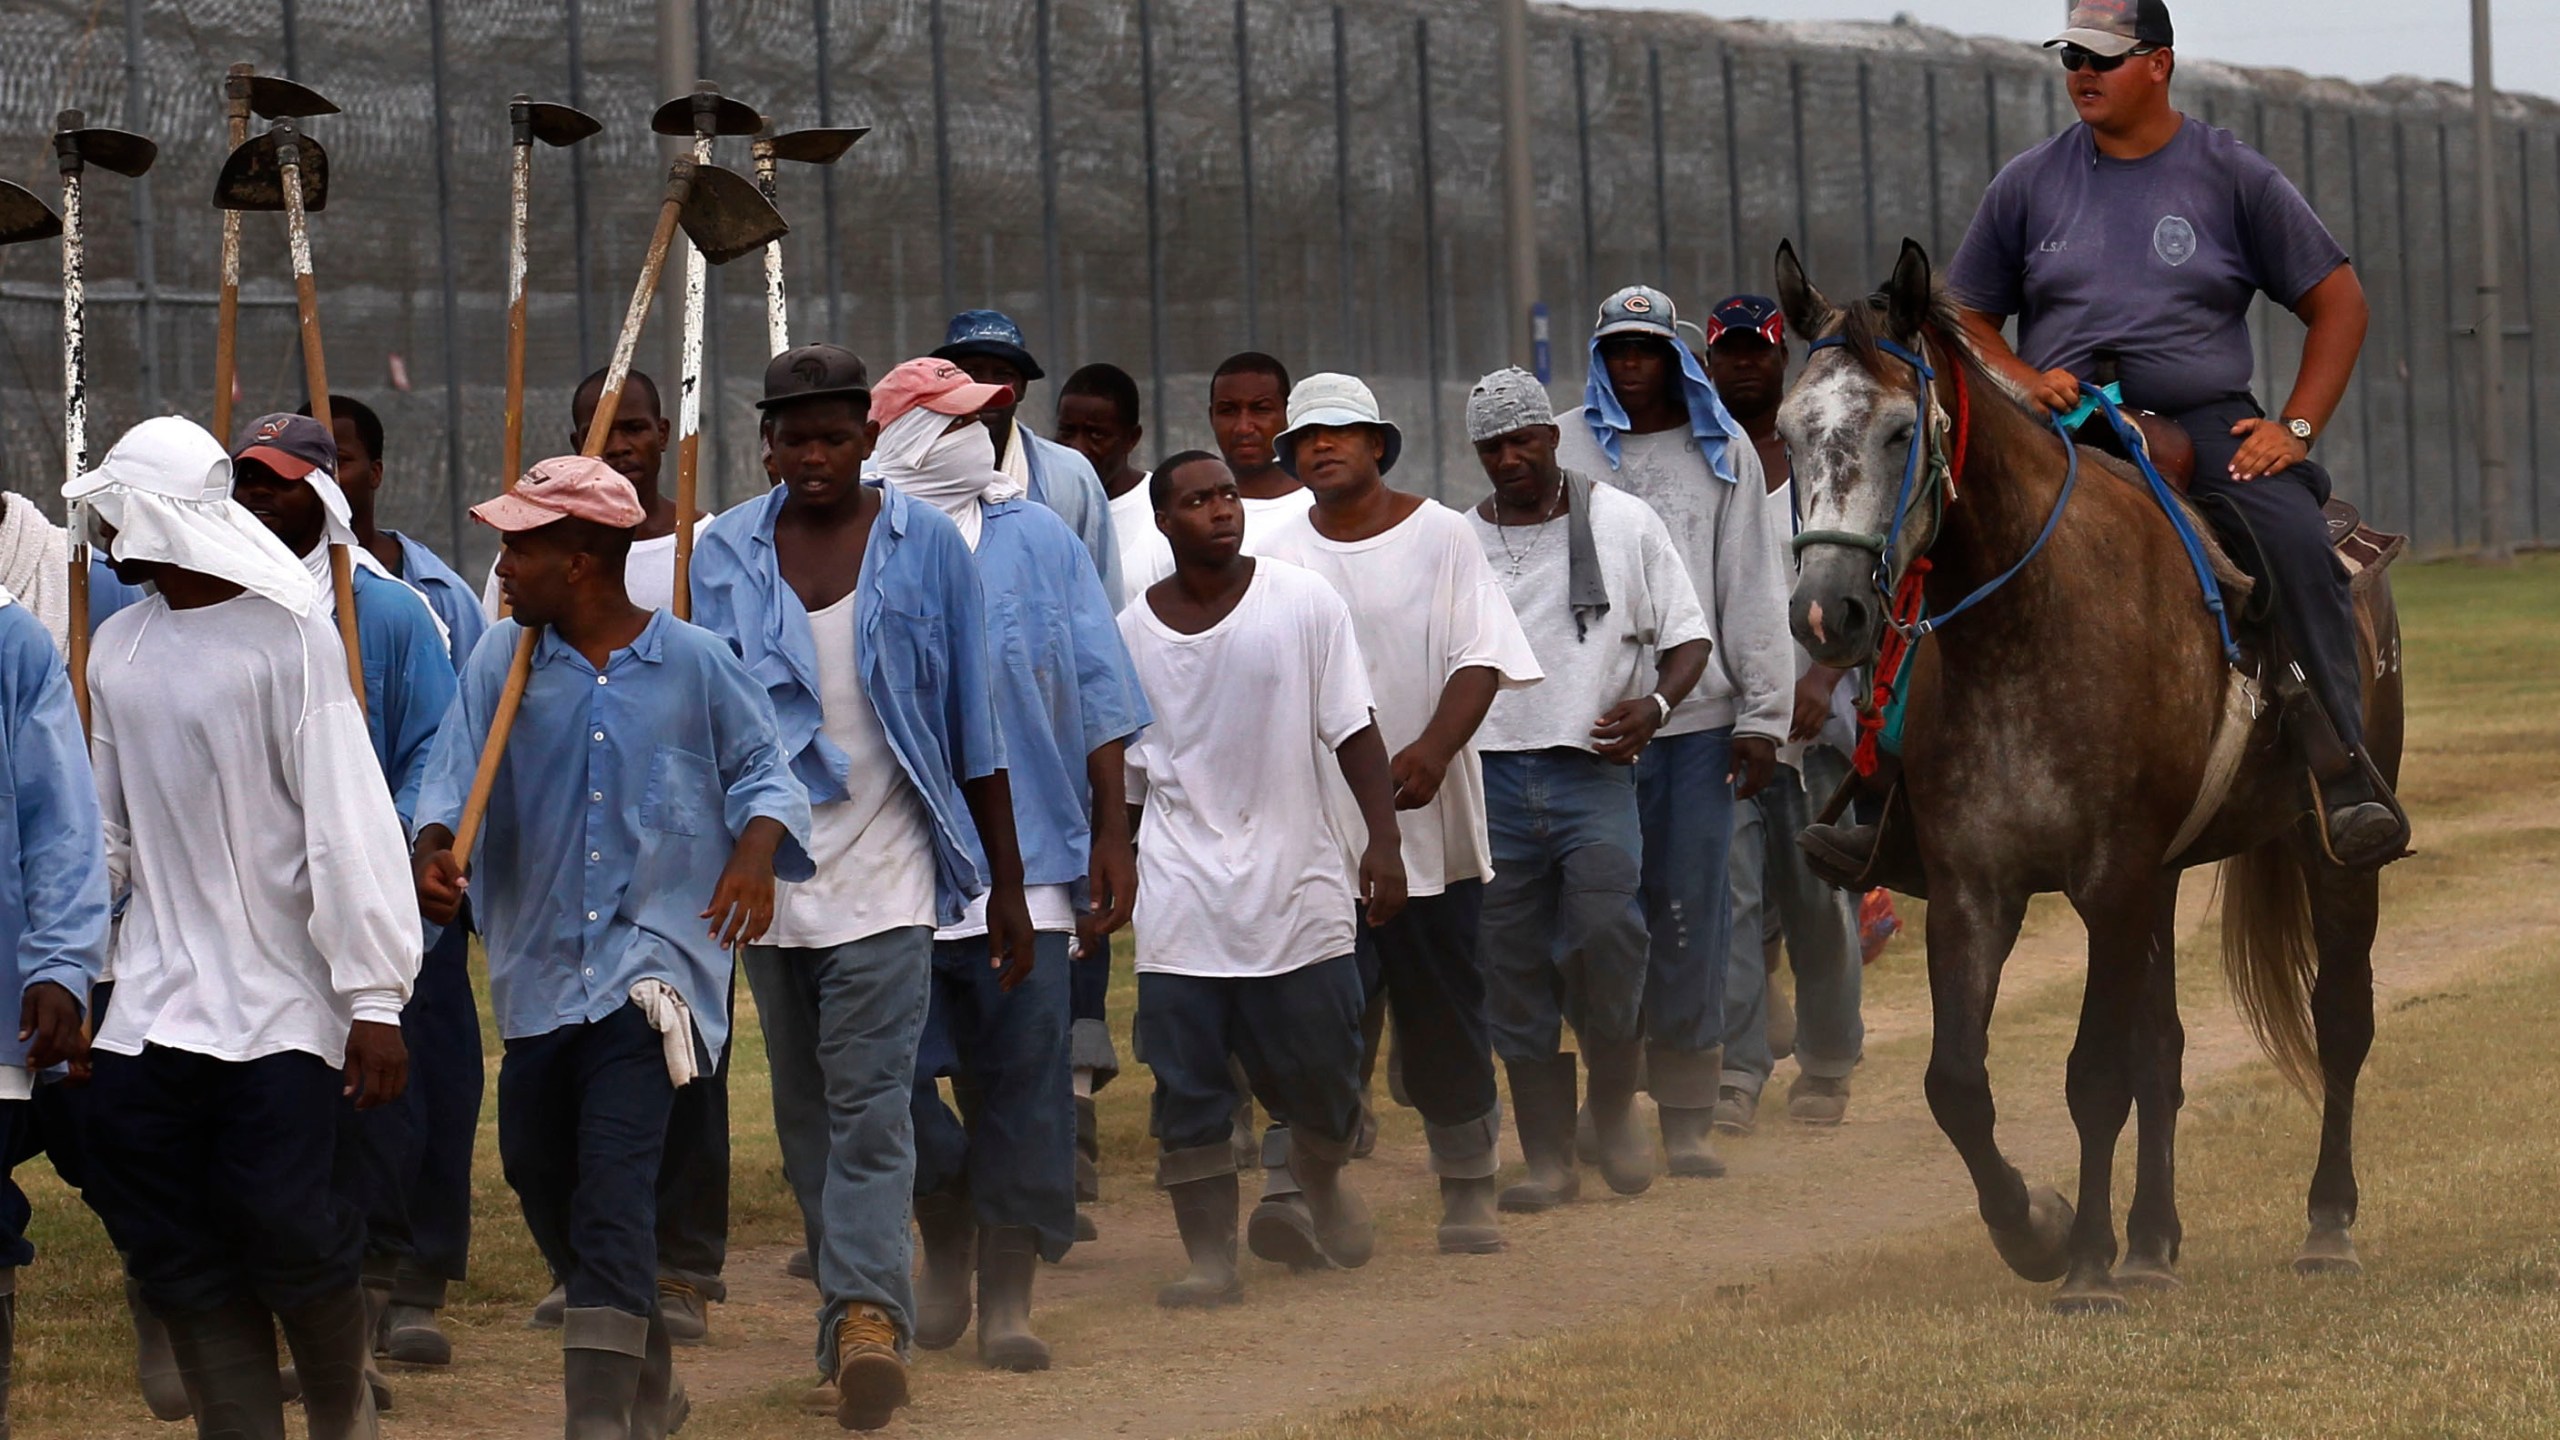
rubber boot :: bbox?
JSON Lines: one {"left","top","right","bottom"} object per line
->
{"left": 529, "top": 1282, "right": 567, "bottom": 1330}
{"left": 0, "top": 1267, "right": 14, "bottom": 1440}
{"left": 160, "top": 1296, "right": 288, "bottom": 1440}
{"left": 561, "top": 1308, "right": 647, "bottom": 1440}
{"left": 126, "top": 1274, "right": 194, "bottom": 1422}
{"left": 1245, "top": 1126, "right": 1327, "bottom": 1272}
{"left": 630, "top": 1309, "right": 687, "bottom": 1440}
{"left": 359, "top": 1281, "right": 395, "bottom": 1412}
{"left": 275, "top": 1286, "right": 379, "bottom": 1440}
{"left": 1074, "top": 1094, "right": 1102, "bottom": 1243}
{"left": 973, "top": 1227, "right": 1050, "bottom": 1372}
{"left": 1435, "top": 1176, "right": 1504, "bottom": 1255}
{"left": 1499, "top": 1054, "right": 1581, "bottom": 1213}
{"left": 1659, "top": 1105, "right": 1727, "bottom": 1179}
{"left": 1290, "top": 1138, "right": 1374, "bottom": 1270}
{"left": 911, "top": 1190, "right": 975, "bottom": 1351}
{"left": 1158, "top": 1174, "right": 1243, "bottom": 1309}
{"left": 1583, "top": 1039, "right": 1657, "bottom": 1195}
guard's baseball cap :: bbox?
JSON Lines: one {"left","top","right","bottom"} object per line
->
{"left": 470, "top": 455, "right": 646, "bottom": 533}
{"left": 233, "top": 412, "right": 338, "bottom": 480}
{"left": 757, "top": 344, "right": 872, "bottom": 412}
{"left": 2046, "top": 0, "right": 2173, "bottom": 57}
{"left": 1705, "top": 295, "right": 1785, "bottom": 349}
{"left": 1592, "top": 285, "right": 1681, "bottom": 343}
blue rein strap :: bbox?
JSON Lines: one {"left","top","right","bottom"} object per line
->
{"left": 2079, "top": 386, "right": 2245, "bottom": 668}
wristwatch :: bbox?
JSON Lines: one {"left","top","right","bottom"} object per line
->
{"left": 2282, "top": 416, "right": 2315, "bottom": 447}
{"left": 1647, "top": 692, "right": 1673, "bottom": 725}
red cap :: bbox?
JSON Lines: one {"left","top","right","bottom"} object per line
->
{"left": 470, "top": 455, "right": 645, "bottom": 533}
{"left": 868, "top": 357, "right": 1013, "bottom": 427}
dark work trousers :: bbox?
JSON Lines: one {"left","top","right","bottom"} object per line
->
{"left": 654, "top": 967, "right": 732, "bottom": 1300}
{"left": 82, "top": 1045, "right": 362, "bottom": 1315}
{"left": 338, "top": 916, "right": 482, "bottom": 1306}
{"left": 2088, "top": 398, "right": 2365, "bottom": 751}
{"left": 912, "top": 931, "right": 1076, "bottom": 1261}
{"left": 1067, "top": 944, "right": 1120, "bottom": 1091}
{"left": 1354, "top": 880, "right": 1500, "bottom": 1178}
{"left": 1137, "top": 955, "right": 1367, "bottom": 1184}
{"left": 0, "top": 1097, "right": 39, "bottom": 1269}
{"left": 498, "top": 1003, "right": 680, "bottom": 1319}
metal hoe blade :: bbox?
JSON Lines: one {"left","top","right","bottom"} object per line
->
{"left": 651, "top": 83, "right": 762, "bottom": 138}
{"left": 57, "top": 127, "right": 157, "bottom": 178}
{"left": 526, "top": 101, "right": 602, "bottom": 148}
{"left": 679, "top": 164, "right": 787, "bottom": 265}
{"left": 0, "top": 181, "right": 62, "bottom": 245}
{"left": 213, "top": 129, "right": 330, "bottom": 213}
{"left": 245, "top": 74, "right": 338, "bottom": 120}
{"left": 765, "top": 126, "right": 868, "bottom": 166}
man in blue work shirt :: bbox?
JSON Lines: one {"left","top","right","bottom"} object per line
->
{"left": 867, "top": 357, "right": 1151, "bottom": 1374}
{"left": 231, "top": 413, "right": 466, "bottom": 1379}
{"left": 0, "top": 577, "right": 110, "bottom": 1437}
{"left": 300, "top": 394, "right": 489, "bottom": 672}
{"left": 932, "top": 310, "right": 1124, "bottom": 608}
{"left": 411, "top": 455, "right": 813, "bottom": 1440}
{"left": 692, "top": 345, "right": 1034, "bottom": 1430}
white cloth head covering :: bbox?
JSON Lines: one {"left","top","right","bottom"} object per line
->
{"left": 64, "top": 416, "right": 318, "bottom": 616}
{"left": 867, "top": 408, "right": 1023, "bottom": 551}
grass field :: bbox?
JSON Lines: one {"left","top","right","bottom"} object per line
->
{"left": 5, "top": 553, "right": 2553, "bottom": 1438}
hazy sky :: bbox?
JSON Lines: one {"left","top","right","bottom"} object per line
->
{"left": 1580, "top": 0, "right": 2560, "bottom": 101}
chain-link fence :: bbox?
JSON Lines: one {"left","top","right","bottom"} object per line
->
{"left": 4, "top": 1, "right": 2555, "bottom": 576}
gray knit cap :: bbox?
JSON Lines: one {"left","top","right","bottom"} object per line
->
{"left": 1465, "top": 367, "right": 1557, "bottom": 443}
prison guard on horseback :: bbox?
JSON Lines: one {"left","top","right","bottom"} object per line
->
{"left": 1802, "top": 0, "right": 2410, "bottom": 879}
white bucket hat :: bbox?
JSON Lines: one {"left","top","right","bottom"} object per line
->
{"left": 1275, "top": 372, "right": 1403, "bottom": 476}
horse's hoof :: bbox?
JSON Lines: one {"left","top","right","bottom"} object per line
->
{"left": 2050, "top": 1282, "right": 2129, "bottom": 1316}
{"left": 1988, "top": 1186, "right": 2075, "bottom": 1283}
{"left": 2112, "top": 1254, "right": 2183, "bottom": 1291}
{"left": 2293, "top": 1227, "right": 2363, "bottom": 1277}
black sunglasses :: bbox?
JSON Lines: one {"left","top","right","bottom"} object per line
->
{"left": 2059, "top": 44, "right": 2157, "bottom": 73}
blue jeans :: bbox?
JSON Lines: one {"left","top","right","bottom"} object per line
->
{"left": 84, "top": 1046, "right": 362, "bottom": 1315}
{"left": 744, "top": 926, "right": 934, "bottom": 1370}
{"left": 1634, "top": 726, "right": 1738, "bottom": 1107}
{"left": 1137, "top": 956, "right": 1367, "bottom": 1184}
{"left": 912, "top": 931, "right": 1076, "bottom": 1261}
{"left": 497, "top": 1003, "right": 678, "bottom": 1319}
{"left": 1355, "top": 881, "right": 1501, "bottom": 1177}
{"left": 655, "top": 968, "right": 732, "bottom": 1299}
{"left": 1722, "top": 747, "right": 1864, "bottom": 1094}
{"left": 1480, "top": 749, "right": 1650, "bottom": 1061}
{"left": 1069, "top": 943, "right": 1120, "bottom": 1089}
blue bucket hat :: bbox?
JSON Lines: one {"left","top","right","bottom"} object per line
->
{"left": 932, "top": 308, "right": 1044, "bottom": 382}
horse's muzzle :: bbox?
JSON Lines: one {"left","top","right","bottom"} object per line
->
{"left": 1791, "top": 551, "right": 1881, "bottom": 667}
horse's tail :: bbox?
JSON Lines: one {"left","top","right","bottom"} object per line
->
{"left": 2219, "top": 836, "right": 2323, "bottom": 1098}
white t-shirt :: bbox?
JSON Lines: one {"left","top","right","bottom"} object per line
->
{"left": 88, "top": 594, "right": 421, "bottom": 1067}
{"left": 1260, "top": 500, "right": 1542, "bottom": 896}
{"left": 1121, "top": 560, "right": 1378, "bottom": 977}
{"left": 1469, "top": 482, "right": 1710, "bottom": 754}
{"left": 764, "top": 590, "right": 939, "bottom": 949}
{"left": 1120, "top": 485, "right": 1318, "bottom": 599}
{"left": 480, "top": 514, "right": 714, "bottom": 620}
{"left": 1108, "top": 477, "right": 1166, "bottom": 599}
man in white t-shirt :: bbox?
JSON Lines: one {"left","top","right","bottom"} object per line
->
{"left": 487, "top": 368, "right": 725, "bottom": 1341}
{"left": 1056, "top": 362, "right": 1157, "bottom": 612}
{"left": 1701, "top": 297, "right": 1864, "bottom": 1134}
{"left": 1259, "top": 374, "right": 1542, "bottom": 1258}
{"left": 1462, "top": 369, "right": 1712, "bottom": 1210}
{"left": 1113, "top": 353, "right": 1321, "bottom": 600}
{"left": 1122, "top": 451, "right": 1407, "bottom": 1305}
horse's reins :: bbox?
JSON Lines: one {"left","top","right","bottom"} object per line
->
{"left": 1792, "top": 330, "right": 2081, "bottom": 643}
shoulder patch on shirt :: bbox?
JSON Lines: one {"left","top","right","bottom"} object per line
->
{"left": 2152, "top": 214, "right": 2198, "bottom": 268}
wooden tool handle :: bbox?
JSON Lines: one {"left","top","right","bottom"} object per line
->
{"left": 450, "top": 627, "right": 535, "bottom": 862}
{"left": 66, "top": 545, "right": 90, "bottom": 736}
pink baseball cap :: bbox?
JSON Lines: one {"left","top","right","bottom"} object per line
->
{"left": 868, "top": 357, "right": 1013, "bottom": 427}
{"left": 469, "top": 455, "right": 646, "bottom": 533}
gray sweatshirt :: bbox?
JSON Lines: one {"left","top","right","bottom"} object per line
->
{"left": 1554, "top": 408, "right": 1793, "bottom": 743}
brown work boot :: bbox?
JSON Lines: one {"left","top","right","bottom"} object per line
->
{"left": 1712, "top": 1083, "right": 1759, "bottom": 1137}
{"left": 654, "top": 1276, "right": 709, "bottom": 1346}
{"left": 831, "top": 1305, "right": 907, "bottom": 1431}
{"left": 1788, "top": 1072, "right": 1852, "bottom": 1126}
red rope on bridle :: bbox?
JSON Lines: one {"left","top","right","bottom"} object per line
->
{"left": 1850, "top": 328, "right": 1968, "bottom": 777}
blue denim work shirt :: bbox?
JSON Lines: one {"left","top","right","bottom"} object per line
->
{"left": 390, "top": 530, "right": 492, "bottom": 672}
{"left": 346, "top": 566, "right": 458, "bottom": 830}
{"left": 0, "top": 601, "right": 108, "bottom": 1070}
{"left": 1022, "top": 430, "right": 1125, "bottom": 611}
{"left": 691, "top": 481, "right": 1003, "bottom": 929}
{"left": 946, "top": 498, "right": 1151, "bottom": 890}
{"left": 414, "top": 610, "right": 814, "bottom": 1061}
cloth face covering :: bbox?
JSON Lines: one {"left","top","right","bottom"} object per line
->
{"left": 870, "top": 409, "right": 1023, "bottom": 551}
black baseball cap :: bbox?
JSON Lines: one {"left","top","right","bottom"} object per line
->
{"left": 2046, "top": 0, "right": 2172, "bottom": 57}
{"left": 757, "top": 344, "right": 872, "bottom": 412}
{"left": 1706, "top": 295, "right": 1785, "bottom": 349}
{"left": 233, "top": 412, "right": 338, "bottom": 479}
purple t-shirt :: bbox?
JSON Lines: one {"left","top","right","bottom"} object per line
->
{"left": 1946, "top": 117, "right": 2347, "bottom": 417}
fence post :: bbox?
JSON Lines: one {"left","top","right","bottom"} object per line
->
{"left": 931, "top": 0, "right": 956, "bottom": 319}
{"left": 2437, "top": 122, "right": 2464, "bottom": 547}
{"left": 1573, "top": 34, "right": 1594, "bottom": 316}
{"left": 429, "top": 0, "right": 466, "bottom": 551}
{"left": 1037, "top": 0, "right": 1063, "bottom": 361}
{"left": 1236, "top": 0, "right": 1259, "bottom": 349}
{"left": 568, "top": 0, "right": 595, "bottom": 374}
{"left": 1925, "top": 69, "right": 1944, "bottom": 257}
{"left": 2394, "top": 119, "right": 2419, "bottom": 537}
{"left": 1649, "top": 46, "right": 1669, "bottom": 279}
{"left": 1333, "top": 5, "right": 1356, "bottom": 370}
{"left": 2348, "top": 112, "right": 2376, "bottom": 511}
{"left": 1721, "top": 44, "right": 1742, "bottom": 296}
{"left": 1857, "top": 58, "right": 1876, "bottom": 275}
{"left": 814, "top": 0, "right": 844, "bottom": 341}
{"left": 1789, "top": 59, "right": 1809, "bottom": 262}
{"left": 1419, "top": 17, "right": 1445, "bottom": 497}
{"left": 121, "top": 0, "right": 159, "bottom": 417}
{"left": 1139, "top": 0, "right": 1167, "bottom": 438}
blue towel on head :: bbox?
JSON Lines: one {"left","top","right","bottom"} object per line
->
{"left": 1579, "top": 333, "right": 1752, "bottom": 483}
